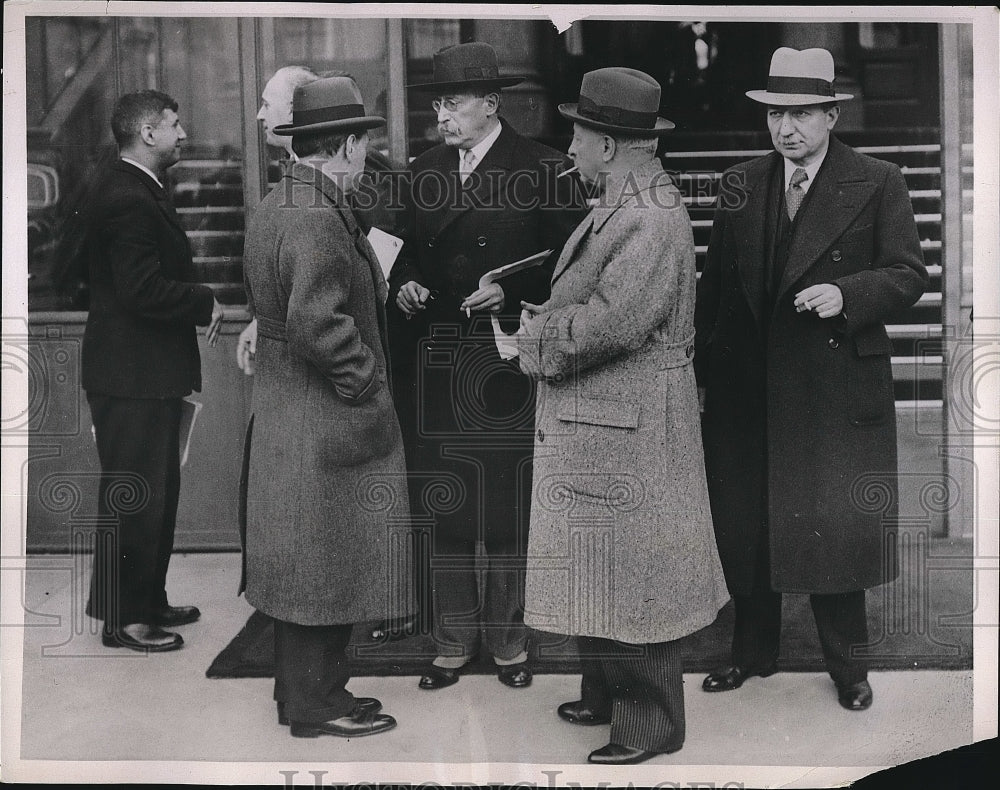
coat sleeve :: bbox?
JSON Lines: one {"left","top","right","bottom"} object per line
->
{"left": 519, "top": 196, "right": 692, "bottom": 381}
{"left": 694, "top": 193, "right": 728, "bottom": 387}
{"left": 105, "top": 195, "right": 215, "bottom": 325}
{"left": 832, "top": 163, "right": 928, "bottom": 334}
{"left": 281, "top": 212, "right": 383, "bottom": 404}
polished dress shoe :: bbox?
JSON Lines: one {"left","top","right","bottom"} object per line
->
{"left": 101, "top": 623, "right": 183, "bottom": 652}
{"left": 368, "top": 614, "right": 419, "bottom": 642}
{"left": 289, "top": 706, "right": 397, "bottom": 738}
{"left": 418, "top": 664, "right": 465, "bottom": 690}
{"left": 837, "top": 680, "right": 873, "bottom": 711}
{"left": 277, "top": 697, "right": 382, "bottom": 726}
{"left": 497, "top": 663, "right": 532, "bottom": 688}
{"left": 702, "top": 664, "right": 777, "bottom": 692}
{"left": 588, "top": 742, "right": 679, "bottom": 765}
{"left": 150, "top": 605, "right": 201, "bottom": 627}
{"left": 557, "top": 699, "right": 611, "bottom": 726}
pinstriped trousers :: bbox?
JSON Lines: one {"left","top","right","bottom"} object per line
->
{"left": 577, "top": 635, "right": 685, "bottom": 753}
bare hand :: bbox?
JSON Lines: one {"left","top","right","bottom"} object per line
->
{"left": 794, "top": 283, "right": 843, "bottom": 319}
{"left": 236, "top": 318, "right": 257, "bottom": 375}
{"left": 207, "top": 299, "right": 224, "bottom": 347}
{"left": 520, "top": 300, "right": 544, "bottom": 330}
{"left": 397, "top": 281, "right": 431, "bottom": 316}
{"left": 461, "top": 283, "right": 505, "bottom": 315}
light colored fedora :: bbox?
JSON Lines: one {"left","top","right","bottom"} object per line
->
{"left": 272, "top": 76, "right": 385, "bottom": 136}
{"left": 406, "top": 42, "right": 523, "bottom": 92}
{"left": 746, "top": 47, "right": 854, "bottom": 105}
{"left": 558, "top": 67, "right": 674, "bottom": 136}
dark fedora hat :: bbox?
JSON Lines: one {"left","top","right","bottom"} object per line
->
{"left": 559, "top": 67, "right": 674, "bottom": 136}
{"left": 406, "top": 42, "right": 524, "bottom": 92}
{"left": 272, "top": 76, "right": 385, "bottom": 136}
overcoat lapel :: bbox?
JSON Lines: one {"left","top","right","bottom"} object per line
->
{"left": 550, "top": 212, "right": 594, "bottom": 285}
{"left": 118, "top": 160, "right": 187, "bottom": 234}
{"left": 426, "top": 119, "right": 519, "bottom": 241}
{"left": 777, "top": 137, "right": 878, "bottom": 299}
{"left": 729, "top": 153, "right": 779, "bottom": 329}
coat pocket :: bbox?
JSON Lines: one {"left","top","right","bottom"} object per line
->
{"left": 557, "top": 396, "right": 640, "bottom": 430}
{"left": 847, "top": 330, "right": 894, "bottom": 426}
{"left": 319, "top": 384, "right": 399, "bottom": 467}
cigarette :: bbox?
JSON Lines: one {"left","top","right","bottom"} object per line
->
{"left": 465, "top": 308, "right": 471, "bottom": 318}
{"left": 557, "top": 166, "right": 578, "bottom": 179}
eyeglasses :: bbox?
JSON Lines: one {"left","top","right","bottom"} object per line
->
{"left": 431, "top": 97, "right": 464, "bottom": 114}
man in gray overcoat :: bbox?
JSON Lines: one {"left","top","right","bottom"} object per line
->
{"left": 241, "top": 76, "right": 412, "bottom": 739}
{"left": 518, "top": 67, "right": 730, "bottom": 766}
{"left": 695, "top": 48, "right": 927, "bottom": 711}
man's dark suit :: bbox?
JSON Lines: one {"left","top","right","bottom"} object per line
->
{"left": 82, "top": 159, "right": 215, "bottom": 630}
{"left": 390, "top": 119, "right": 585, "bottom": 662}
{"left": 695, "top": 135, "right": 927, "bottom": 685}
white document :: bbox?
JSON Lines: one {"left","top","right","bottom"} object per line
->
{"left": 478, "top": 249, "right": 553, "bottom": 360}
{"left": 366, "top": 227, "right": 403, "bottom": 280}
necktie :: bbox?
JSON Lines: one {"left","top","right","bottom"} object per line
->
{"left": 785, "top": 167, "right": 808, "bottom": 221}
{"left": 460, "top": 149, "right": 476, "bottom": 184}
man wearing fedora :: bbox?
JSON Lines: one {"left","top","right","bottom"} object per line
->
{"left": 241, "top": 76, "right": 412, "bottom": 738}
{"left": 391, "top": 42, "right": 586, "bottom": 691}
{"left": 695, "top": 47, "right": 926, "bottom": 711}
{"left": 518, "top": 67, "right": 729, "bottom": 766}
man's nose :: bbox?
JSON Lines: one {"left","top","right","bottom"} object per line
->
{"left": 778, "top": 114, "right": 795, "bottom": 135}
{"left": 256, "top": 105, "right": 266, "bottom": 121}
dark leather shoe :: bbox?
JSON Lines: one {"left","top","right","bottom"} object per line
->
{"left": 497, "top": 663, "right": 532, "bottom": 688}
{"left": 368, "top": 614, "right": 419, "bottom": 642}
{"left": 277, "top": 697, "right": 382, "bottom": 726}
{"left": 702, "top": 664, "right": 777, "bottom": 692}
{"left": 837, "top": 680, "right": 873, "bottom": 711}
{"left": 289, "top": 707, "right": 397, "bottom": 738}
{"left": 418, "top": 664, "right": 465, "bottom": 690}
{"left": 588, "top": 742, "right": 678, "bottom": 765}
{"left": 150, "top": 605, "right": 201, "bottom": 627}
{"left": 557, "top": 699, "right": 611, "bottom": 725}
{"left": 101, "top": 623, "right": 183, "bottom": 652}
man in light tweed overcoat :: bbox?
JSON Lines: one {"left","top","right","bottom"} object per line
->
{"left": 517, "top": 67, "right": 729, "bottom": 766}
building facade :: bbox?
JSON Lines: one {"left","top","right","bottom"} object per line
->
{"left": 20, "top": 15, "right": 974, "bottom": 550}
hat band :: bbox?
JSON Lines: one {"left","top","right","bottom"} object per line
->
{"left": 578, "top": 95, "right": 657, "bottom": 129}
{"left": 766, "top": 75, "right": 835, "bottom": 97}
{"left": 292, "top": 103, "right": 366, "bottom": 128}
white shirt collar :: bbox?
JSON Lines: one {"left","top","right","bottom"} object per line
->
{"left": 782, "top": 143, "right": 828, "bottom": 196}
{"left": 120, "top": 157, "right": 164, "bottom": 189}
{"left": 460, "top": 120, "right": 503, "bottom": 170}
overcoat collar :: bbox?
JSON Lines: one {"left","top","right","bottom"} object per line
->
{"left": 422, "top": 118, "right": 523, "bottom": 240}
{"left": 551, "top": 158, "right": 669, "bottom": 285}
{"left": 285, "top": 161, "right": 388, "bottom": 304}
{"left": 115, "top": 158, "right": 185, "bottom": 233}
{"left": 729, "top": 135, "right": 878, "bottom": 323}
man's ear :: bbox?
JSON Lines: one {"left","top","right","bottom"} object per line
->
{"left": 602, "top": 133, "right": 617, "bottom": 163}
{"left": 139, "top": 122, "right": 157, "bottom": 147}
{"left": 825, "top": 104, "right": 841, "bottom": 130}
{"left": 483, "top": 92, "right": 500, "bottom": 116}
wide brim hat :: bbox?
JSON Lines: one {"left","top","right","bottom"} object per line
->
{"left": 558, "top": 67, "right": 674, "bottom": 136}
{"left": 272, "top": 76, "right": 385, "bottom": 136}
{"left": 406, "top": 42, "right": 524, "bottom": 92}
{"left": 746, "top": 47, "right": 854, "bottom": 105}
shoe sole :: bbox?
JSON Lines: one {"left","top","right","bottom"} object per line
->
{"left": 558, "top": 715, "right": 611, "bottom": 726}
{"left": 289, "top": 721, "right": 397, "bottom": 738}
{"left": 702, "top": 667, "right": 777, "bottom": 692}
{"left": 101, "top": 639, "right": 183, "bottom": 653}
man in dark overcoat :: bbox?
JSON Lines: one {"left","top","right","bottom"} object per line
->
{"left": 695, "top": 48, "right": 927, "bottom": 710}
{"left": 391, "top": 42, "right": 586, "bottom": 689}
{"left": 242, "top": 77, "right": 411, "bottom": 738}
{"left": 81, "top": 89, "right": 223, "bottom": 652}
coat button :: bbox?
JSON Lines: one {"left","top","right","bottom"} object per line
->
{"left": 427, "top": 240, "right": 435, "bottom": 248}
{"left": 477, "top": 236, "right": 487, "bottom": 247}
{"left": 831, "top": 249, "right": 842, "bottom": 261}
{"left": 828, "top": 337, "right": 840, "bottom": 349}
{"left": 537, "top": 429, "right": 545, "bottom": 443}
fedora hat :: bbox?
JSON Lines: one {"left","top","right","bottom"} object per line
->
{"left": 272, "top": 76, "right": 385, "bottom": 136}
{"left": 558, "top": 67, "right": 674, "bottom": 136}
{"left": 746, "top": 47, "right": 854, "bottom": 105}
{"left": 406, "top": 42, "right": 523, "bottom": 92}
